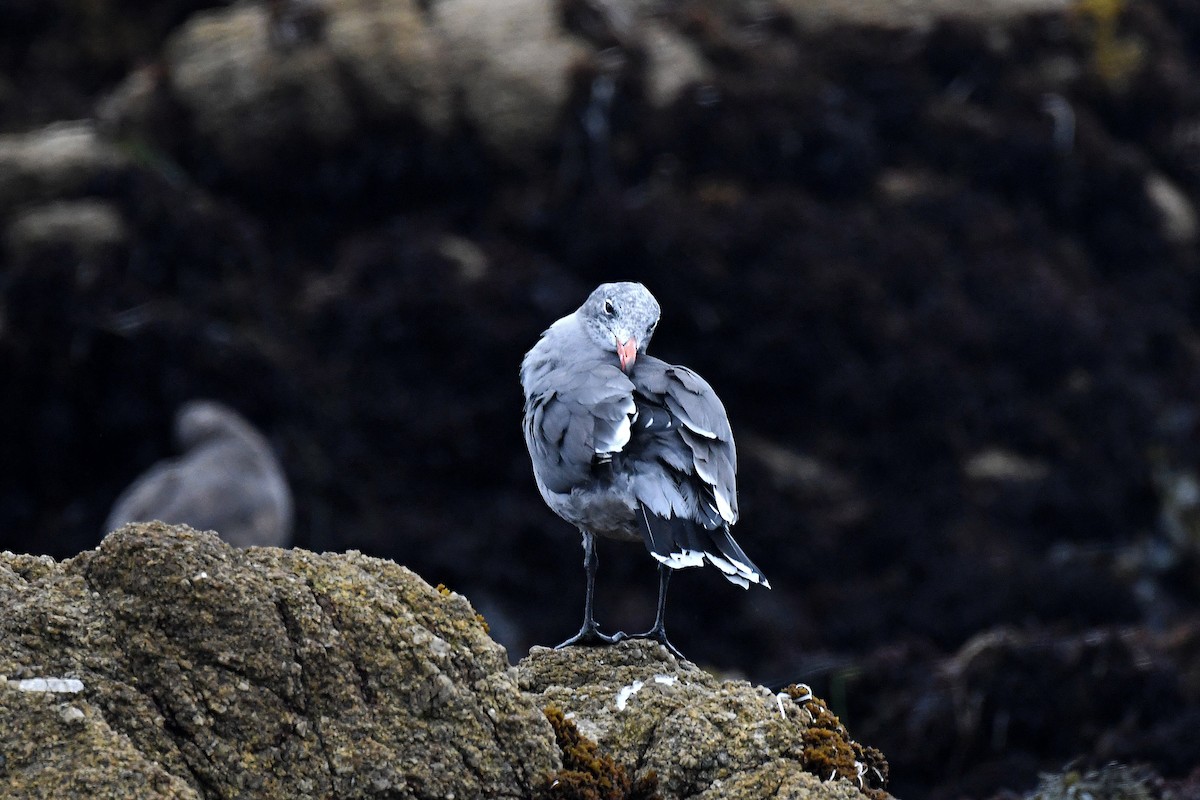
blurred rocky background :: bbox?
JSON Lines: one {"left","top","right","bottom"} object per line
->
{"left": 3, "top": 0, "right": 1200, "bottom": 796}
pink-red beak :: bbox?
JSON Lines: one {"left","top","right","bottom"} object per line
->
{"left": 617, "top": 337, "right": 638, "bottom": 372}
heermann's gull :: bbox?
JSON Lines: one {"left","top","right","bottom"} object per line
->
{"left": 521, "top": 282, "right": 769, "bottom": 657}
{"left": 105, "top": 400, "right": 293, "bottom": 548}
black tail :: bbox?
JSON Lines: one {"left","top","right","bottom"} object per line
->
{"left": 637, "top": 503, "right": 770, "bottom": 588}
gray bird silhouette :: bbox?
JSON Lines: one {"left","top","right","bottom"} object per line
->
{"left": 105, "top": 400, "right": 293, "bottom": 548}
{"left": 521, "top": 282, "right": 768, "bottom": 657}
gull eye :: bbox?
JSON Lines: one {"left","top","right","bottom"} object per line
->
{"left": 603, "top": 298, "right": 615, "bottom": 315}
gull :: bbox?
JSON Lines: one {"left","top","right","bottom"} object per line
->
{"left": 521, "top": 282, "right": 768, "bottom": 657}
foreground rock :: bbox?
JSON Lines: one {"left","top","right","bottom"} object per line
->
{"left": 0, "top": 523, "right": 558, "bottom": 798}
{"left": 520, "top": 643, "right": 889, "bottom": 799}
{"left": 0, "top": 525, "right": 889, "bottom": 799}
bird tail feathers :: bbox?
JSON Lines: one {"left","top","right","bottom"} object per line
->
{"left": 636, "top": 503, "right": 769, "bottom": 589}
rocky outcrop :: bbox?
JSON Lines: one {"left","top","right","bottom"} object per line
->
{"left": 520, "top": 644, "right": 887, "bottom": 800}
{"left": 0, "top": 122, "right": 133, "bottom": 273}
{"left": 0, "top": 525, "right": 889, "bottom": 799}
{"left": 773, "top": 0, "right": 1069, "bottom": 30}
{"left": 96, "top": 0, "right": 722, "bottom": 170}
{"left": 106, "top": 0, "right": 594, "bottom": 168}
{"left": 0, "top": 122, "right": 131, "bottom": 213}
{"left": 0, "top": 523, "right": 558, "bottom": 798}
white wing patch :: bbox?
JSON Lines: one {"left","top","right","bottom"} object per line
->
{"left": 651, "top": 549, "right": 705, "bottom": 569}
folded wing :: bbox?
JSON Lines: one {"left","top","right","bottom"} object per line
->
{"left": 622, "top": 357, "right": 768, "bottom": 589}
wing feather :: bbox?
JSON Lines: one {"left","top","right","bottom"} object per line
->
{"left": 523, "top": 363, "right": 638, "bottom": 494}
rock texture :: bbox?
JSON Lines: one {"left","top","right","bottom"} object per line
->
{"left": 520, "top": 644, "right": 887, "bottom": 799}
{"left": 11, "top": 2, "right": 1200, "bottom": 796}
{"left": 0, "top": 122, "right": 131, "bottom": 213}
{"left": 119, "top": 0, "right": 592, "bottom": 168}
{"left": 774, "top": 0, "right": 1069, "bottom": 30}
{"left": 0, "top": 523, "right": 558, "bottom": 798}
{"left": 0, "top": 525, "right": 889, "bottom": 799}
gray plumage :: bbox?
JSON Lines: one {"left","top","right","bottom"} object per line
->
{"left": 105, "top": 400, "right": 293, "bottom": 549}
{"left": 521, "top": 282, "right": 767, "bottom": 653}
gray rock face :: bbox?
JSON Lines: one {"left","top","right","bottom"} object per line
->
{"left": 165, "top": 4, "right": 357, "bottom": 171}
{"left": 0, "top": 523, "right": 559, "bottom": 799}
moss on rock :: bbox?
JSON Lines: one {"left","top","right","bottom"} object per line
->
{"left": 519, "top": 643, "right": 890, "bottom": 800}
{"left": 0, "top": 523, "right": 558, "bottom": 798}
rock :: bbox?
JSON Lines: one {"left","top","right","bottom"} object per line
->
{"left": 641, "top": 21, "right": 711, "bottom": 109}
{"left": 4, "top": 200, "right": 129, "bottom": 270}
{"left": 0, "top": 523, "right": 559, "bottom": 798}
{"left": 131, "top": 0, "right": 588, "bottom": 170}
{"left": 165, "top": 5, "right": 356, "bottom": 171}
{"left": 963, "top": 448, "right": 1050, "bottom": 482}
{"left": 0, "top": 122, "right": 130, "bottom": 214}
{"left": 1145, "top": 172, "right": 1198, "bottom": 244}
{"left": 1028, "top": 762, "right": 1158, "bottom": 800}
{"left": 519, "top": 642, "right": 888, "bottom": 799}
{"left": 851, "top": 624, "right": 1200, "bottom": 792}
{"left": 0, "top": 689, "right": 199, "bottom": 799}
{"left": 773, "top": 0, "right": 1070, "bottom": 31}
{"left": 0, "top": 524, "right": 890, "bottom": 799}
{"left": 431, "top": 0, "right": 589, "bottom": 163}
{"left": 325, "top": 0, "right": 452, "bottom": 131}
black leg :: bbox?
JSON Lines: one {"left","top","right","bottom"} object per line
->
{"left": 630, "top": 563, "right": 686, "bottom": 660}
{"left": 554, "top": 530, "right": 625, "bottom": 648}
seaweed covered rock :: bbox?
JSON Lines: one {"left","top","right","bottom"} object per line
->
{"left": 0, "top": 523, "right": 559, "bottom": 798}
{"left": 518, "top": 642, "right": 889, "bottom": 800}
{"left": 0, "top": 121, "right": 131, "bottom": 213}
{"left": 114, "top": 0, "right": 587, "bottom": 171}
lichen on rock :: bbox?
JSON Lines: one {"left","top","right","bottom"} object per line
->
{"left": 518, "top": 642, "right": 889, "bottom": 800}
{"left": 0, "top": 523, "right": 558, "bottom": 798}
{"left": 1, "top": 525, "right": 890, "bottom": 799}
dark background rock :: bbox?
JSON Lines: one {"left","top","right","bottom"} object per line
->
{"left": 3, "top": 1, "right": 1200, "bottom": 797}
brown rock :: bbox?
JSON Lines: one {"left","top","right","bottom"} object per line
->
{"left": 0, "top": 523, "right": 559, "bottom": 798}
{"left": 429, "top": 0, "right": 589, "bottom": 163}
{"left": 165, "top": 5, "right": 356, "bottom": 170}
{"left": 519, "top": 642, "right": 888, "bottom": 799}
{"left": 325, "top": 0, "right": 453, "bottom": 130}
{"left": 0, "top": 122, "right": 131, "bottom": 215}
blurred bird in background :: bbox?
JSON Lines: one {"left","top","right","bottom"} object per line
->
{"left": 105, "top": 400, "right": 293, "bottom": 548}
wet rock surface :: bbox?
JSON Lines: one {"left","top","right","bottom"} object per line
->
{"left": 4, "top": 1, "right": 1200, "bottom": 797}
